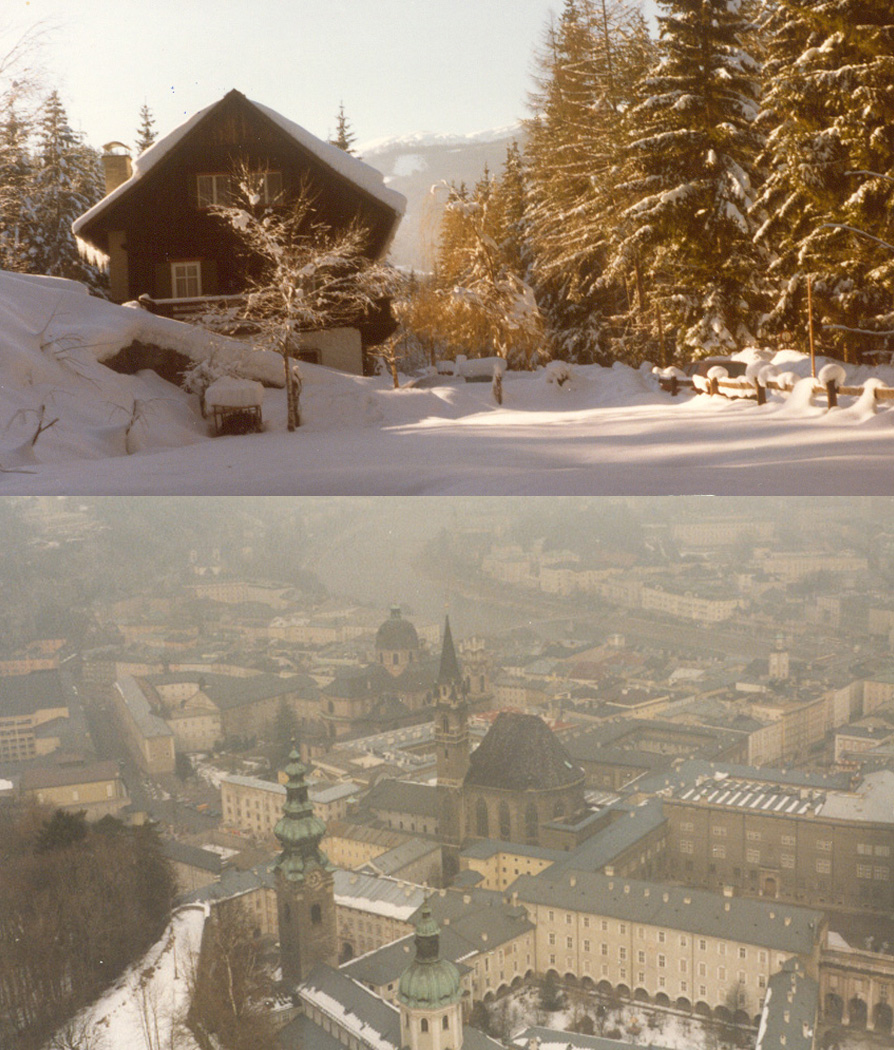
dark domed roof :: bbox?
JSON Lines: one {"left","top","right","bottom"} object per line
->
{"left": 465, "top": 712, "right": 584, "bottom": 791}
{"left": 376, "top": 607, "right": 420, "bottom": 651}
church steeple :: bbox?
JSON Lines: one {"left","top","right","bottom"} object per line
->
{"left": 435, "top": 616, "right": 468, "bottom": 883}
{"left": 437, "top": 616, "right": 462, "bottom": 692}
{"left": 274, "top": 744, "right": 336, "bottom": 985}
{"left": 274, "top": 746, "right": 330, "bottom": 881}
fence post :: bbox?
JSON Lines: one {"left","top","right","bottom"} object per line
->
{"left": 708, "top": 376, "right": 719, "bottom": 397}
{"left": 826, "top": 379, "right": 838, "bottom": 408}
{"left": 669, "top": 375, "right": 678, "bottom": 397}
{"left": 756, "top": 382, "right": 766, "bottom": 406}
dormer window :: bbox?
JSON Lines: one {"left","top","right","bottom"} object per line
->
{"left": 247, "top": 170, "right": 283, "bottom": 205}
{"left": 196, "top": 173, "right": 233, "bottom": 208}
{"left": 197, "top": 170, "right": 283, "bottom": 208}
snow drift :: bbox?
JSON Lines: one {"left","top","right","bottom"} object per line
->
{"left": 1, "top": 270, "right": 893, "bottom": 495}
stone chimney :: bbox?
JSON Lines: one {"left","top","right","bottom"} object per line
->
{"left": 101, "top": 142, "right": 132, "bottom": 196}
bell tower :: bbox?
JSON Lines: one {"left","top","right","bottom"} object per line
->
{"left": 434, "top": 616, "right": 468, "bottom": 882}
{"left": 398, "top": 903, "right": 464, "bottom": 1050}
{"left": 273, "top": 745, "right": 336, "bottom": 987}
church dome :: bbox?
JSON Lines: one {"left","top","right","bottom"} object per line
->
{"left": 376, "top": 606, "right": 419, "bottom": 651}
{"left": 465, "top": 711, "right": 584, "bottom": 791}
{"left": 397, "top": 904, "right": 462, "bottom": 1009}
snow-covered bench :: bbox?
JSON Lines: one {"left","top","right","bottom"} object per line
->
{"left": 204, "top": 376, "right": 265, "bottom": 435}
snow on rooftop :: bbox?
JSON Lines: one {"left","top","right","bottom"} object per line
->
{"left": 74, "top": 93, "right": 405, "bottom": 240}
{"left": 252, "top": 100, "right": 406, "bottom": 217}
{"left": 301, "top": 982, "right": 398, "bottom": 1050}
{"left": 73, "top": 100, "right": 218, "bottom": 236}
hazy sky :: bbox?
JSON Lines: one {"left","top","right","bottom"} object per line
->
{"left": 16, "top": 0, "right": 657, "bottom": 153}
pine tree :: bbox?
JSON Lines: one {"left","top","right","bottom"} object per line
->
{"left": 754, "top": 0, "right": 894, "bottom": 360}
{"left": 609, "top": 0, "right": 765, "bottom": 358}
{"left": 29, "top": 90, "right": 105, "bottom": 287}
{"left": 525, "top": 0, "right": 655, "bottom": 362}
{"left": 432, "top": 164, "right": 544, "bottom": 367}
{"left": 135, "top": 102, "right": 156, "bottom": 154}
{"left": 330, "top": 101, "right": 357, "bottom": 155}
{"left": 0, "top": 108, "right": 37, "bottom": 270}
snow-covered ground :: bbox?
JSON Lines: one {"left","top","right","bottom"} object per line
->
{"left": 497, "top": 986, "right": 889, "bottom": 1050}
{"left": 46, "top": 906, "right": 207, "bottom": 1050}
{"left": 3, "top": 271, "right": 894, "bottom": 495}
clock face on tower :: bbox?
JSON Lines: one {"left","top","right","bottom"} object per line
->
{"left": 306, "top": 868, "right": 323, "bottom": 889}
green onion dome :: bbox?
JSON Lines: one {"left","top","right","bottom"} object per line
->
{"left": 397, "top": 904, "right": 462, "bottom": 1009}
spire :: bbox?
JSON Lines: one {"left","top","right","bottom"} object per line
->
{"left": 437, "top": 616, "right": 461, "bottom": 686}
{"left": 273, "top": 744, "right": 330, "bottom": 882}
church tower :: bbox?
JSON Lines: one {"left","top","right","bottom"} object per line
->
{"left": 398, "top": 903, "right": 464, "bottom": 1050}
{"left": 273, "top": 745, "right": 336, "bottom": 986}
{"left": 769, "top": 634, "right": 790, "bottom": 681}
{"left": 434, "top": 616, "right": 468, "bottom": 882}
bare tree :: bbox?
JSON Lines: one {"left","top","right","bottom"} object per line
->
{"left": 187, "top": 903, "right": 276, "bottom": 1050}
{"left": 47, "top": 1015, "right": 108, "bottom": 1050}
{"left": 209, "top": 166, "right": 394, "bottom": 430}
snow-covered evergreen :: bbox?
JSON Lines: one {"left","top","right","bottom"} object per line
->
{"left": 0, "top": 109, "right": 36, "bottom": 271}
{"left": 610, "top": 0, "right": 766, "bottom": 357}
{"left": 754, "top": 0, "right": 894, "bottom": 360}
{"left": 28, "top": 91, "right": 105, "bottom": 288}
{"left": 432, "top": 151, "right": 544, "bottom": 367}
{"left": 525, "top": 0, "right": 653, "bottom": 362}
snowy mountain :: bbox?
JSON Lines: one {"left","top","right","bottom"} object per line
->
{"left": 359, "top": 125, "right": 525, "bottom": 271}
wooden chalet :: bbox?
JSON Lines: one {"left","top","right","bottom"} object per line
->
{"left": 73, "top": 89, "right": 406, "bottom": 373}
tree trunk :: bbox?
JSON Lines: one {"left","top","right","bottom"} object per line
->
{"left": 284, "top": 351, "right": 299, "bottom": 432}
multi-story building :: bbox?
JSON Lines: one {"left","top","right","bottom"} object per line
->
{"left": 864, "top": 669, "right": 894, "bottom": 713}
{"left": 753, "top": 551, "right": 868, "bottom": 583}
{"left": 20, "top": 759, "right": 129, "bottom": 820}
{"left": 657, "top": 763, "right": 894, "bottom": 912}
{"left": 670, "top": 518, "right": 775, "bottom": 549}
{"left": 0, "top": 670, "right": 74, "bottom": 763}
{"left": 220, "top": 773, "right": 360, "bottom": 840}
{"left": 640, "top": 582, "right": 742, "bottom": 624}
{"left": 323, "top": 820, "right": 418, "bottom": 872}
{"left": 333, "top": 869, "right": 425, "bottom": 962}
{"left": 113, "top": 675, "right": 176, "bottom": 775}
{"left": 342, "top": 888, "right": 536, "bottom": 1007}
{"left": 511, "top": 868, "right": 825, "bottom": 1025}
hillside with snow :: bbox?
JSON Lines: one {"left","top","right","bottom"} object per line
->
{"left": 1, "top": 270, "right": 894, "bottom": 496}
{"left": 359, "top": 126, "right": 525, "bottom": 270}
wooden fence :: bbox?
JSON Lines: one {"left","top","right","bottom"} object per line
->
{"left": 658, "top": 372, "right": 894, "bottom": 405}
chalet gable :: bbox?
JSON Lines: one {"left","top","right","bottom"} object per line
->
{"left": 74, "top": 89, "right": 404, "bottom": 259}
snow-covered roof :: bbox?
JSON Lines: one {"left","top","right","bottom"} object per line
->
{"left": 73, "top": 91, "right": 406, "bottom": 238}
{"left": 205, "top": 376, "right": 264, "bottom": 409}
{"left": 253, "top": 100, "right": 406, "bottom": 216}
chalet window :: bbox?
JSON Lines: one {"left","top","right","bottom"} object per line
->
{"left": 246, "top": 170, "right": 284, "bottom": 205}
{"left": 196, "top": 173, "right": 233, "bottom": 207}
{"left": 171, "top": 261, "right": 202, "bottom": 298}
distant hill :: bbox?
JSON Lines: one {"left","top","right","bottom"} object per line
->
{"left": 358, "top": 125, "right": 525, "bottom": 272}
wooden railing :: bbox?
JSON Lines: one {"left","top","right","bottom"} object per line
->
{"left": 657, "top": 372, "right": 894, "bottom": 404}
